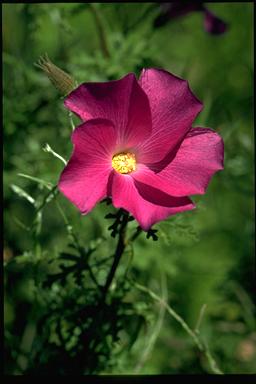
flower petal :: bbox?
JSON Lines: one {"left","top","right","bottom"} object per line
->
{"left": 131, "top": 164, "right": 181, "bottom": 197}
{"left": 157, "top": 127, "right": 224, "bottom": 196}
{"left": 64, "top": 73, "right": 152, "bottom": 148}
{"left": 154, "top": 2, "right": 203, "bottom": 28}
{"left": 138, "top": 68, "right": 203, "bottom": 164}
{"left": 111, "top": 172, "right": 195, "bottom": 230}
{"left": 58, "top": 119, "right": 117, "bottom": 214}
{"left": 204, "top": 9, "right": 228, "bottom": 35}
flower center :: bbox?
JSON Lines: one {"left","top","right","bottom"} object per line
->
{"left": 112, "top": 152, "right": 136, "bottom": 174}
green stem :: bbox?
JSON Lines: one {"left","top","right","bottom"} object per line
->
{"left": 123, "top": 4, "right": 158, "bottom": 35}
{"left": 55, "top": 199, "right": 100, "bottom": 288}
{"left": 89, "top": 4, "right": 110, "bottom": 58}
{"left": 128, "top": 226, "right": 142, "bottom": 243}
{"left": 86, "top": 210, "right": 130, "bottom": 361}
{"left": 55, "top": 199, "right": 79, "bottom": 246}
{"left": 34, "top": 185, "right": 58, "bottom": 216}
{"left": 134, "top": 272, "right": 167, "bottom": 373}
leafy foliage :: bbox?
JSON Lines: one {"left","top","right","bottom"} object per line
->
{"left": 3, "top": 2, "right": 255, "bottom": 375}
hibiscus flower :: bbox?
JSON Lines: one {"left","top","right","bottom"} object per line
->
{"left": 58, "top": 69, "right": 224, "bottom": 230}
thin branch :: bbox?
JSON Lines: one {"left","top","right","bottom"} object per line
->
{"left": 194, "top": 304, "right": 207, "bottom": 334}
{"left": 43, "top": 143, "right": 67, "bottom": 165}
{"left": 134, "top": 272, "right": 167, "bottom": 373}
{"left": 123, "top": 4, "right": 158, "bottom": 35}
{"left": 132, "top": 280, "right": 223, "bottom": 375}
{"left": 128, "top": 226, "right": 142, "bottom": 243}
{"left": 55, "top": 199, "right": 100, "bottom": 288}
{"left": 89, "top": 4, "right": 110, "bottom": 58}
{"left": 33, "top": 185, "right": 58, "bottom": 217}
{"left": 101, "top": 210, "right": 129, "bottom": 300}
{"left": 17, "top": 173, "right": 53, "bottom": 190}
{"left": 55, "top": 199, "right": 80, "bottom": 248}
{"left": 68, "top": 111, "right": 75, "bottom": 131}
{"left": 87, "top": 263, "right": 101, "bottom": 289}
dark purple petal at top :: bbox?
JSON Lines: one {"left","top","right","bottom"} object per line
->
{"left": 154, "top": 2, "right": 228, "bottom": 36}
{"left": 154, "top": 2, "right": 204, "bottom": 28}
{"left": 204, "top": 9, "right": 228, "bottom": 35}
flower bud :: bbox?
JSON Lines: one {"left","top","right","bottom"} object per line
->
{"left": 35, "top": 53, "right": 76, "bottom": 96}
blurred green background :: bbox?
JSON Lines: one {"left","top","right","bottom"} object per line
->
{"left": 3, "top": 3, "right": 255, "bottom": 374}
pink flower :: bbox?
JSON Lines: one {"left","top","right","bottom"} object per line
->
{"left": 58, "top": 69, "right": 224, "bottom": 231}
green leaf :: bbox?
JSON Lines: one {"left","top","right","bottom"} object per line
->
{"left": 18, "top": 173, "right": 53, "bottom": 190}
{"left": 10, "top": 184, "right": 35, "bottom": 205}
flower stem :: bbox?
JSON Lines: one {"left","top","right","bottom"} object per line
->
{"left": 123, "top": 3, "right": 158, "bottom": 35}
{"left": 101, "top": 210, "right": 129, "bottom": 300}
{"left": 89, "top": 4, "right": 110, "bottom": 59}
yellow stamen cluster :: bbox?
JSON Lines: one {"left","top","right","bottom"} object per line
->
{"left": 112, "top": 152, "right": 136, "bottom": 174}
